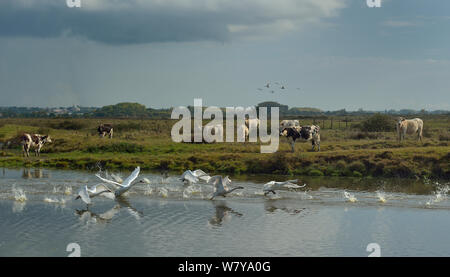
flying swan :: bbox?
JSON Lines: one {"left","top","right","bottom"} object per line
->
{"left": 263, "top": 179, "right": 306, "bottom": 196}
{"left": 95, "top": 167, "right": 149, "bottom": 197}
{"left": 75, "top": 183, "right": 113, "bottom": 205}
{"left": 208, "top": 175, "right": 244, "bottom": 200}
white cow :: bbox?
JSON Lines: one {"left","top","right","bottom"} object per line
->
{"left": 396, "top": 117, "right": 423, "bottom": 141}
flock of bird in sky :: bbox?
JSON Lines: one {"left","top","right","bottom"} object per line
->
{"left": 256, "top": 82, "right": 302, "bottom": 94}
{"left": 75, "top": 167, "right": 306, "bottom": 205}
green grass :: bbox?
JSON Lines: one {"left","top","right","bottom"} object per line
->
{"left": 0, "top": 116, "right": 449, "bottom": 180}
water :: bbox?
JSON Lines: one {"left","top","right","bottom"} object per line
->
{"left": 0, "top": 168, "right": 449, "bottom": 257}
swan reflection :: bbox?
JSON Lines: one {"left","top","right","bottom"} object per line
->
{"left": 75, "top": 198, "right": 143, "bottom": 223}
{"left": 208, "top": 200, "right": 242, "bottom": 227}
{"left": 264, "top": 201, "right": 305, "bottom": 215}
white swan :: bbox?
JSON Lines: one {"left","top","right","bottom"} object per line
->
{"left": 208, "top": 175, "right": 244, "bottom": 200}
{"left": 95, "top": 167, "right": 149, "bottom": 197}
{"left": 263, "top": 179, "right": 306, "bottom": 196}
{"left": 75, "top": 183, "right": 113, "bottom": 205}
{"left": 180, "top": 169, "right": 211, "bottom": 185}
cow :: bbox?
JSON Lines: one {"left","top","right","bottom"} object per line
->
{"left": 279, "top": 120, "right": 300, "bottom": 132}
{"left": 21, "top": 133, "right": 52, "bottom": 157}
{"left": 280, "top": 125, "right": 320, "bottom": 153}
{"left": 396, "top": 117, "right": 423, "bottom": 141}
{"left": 97, "top": 124, "right": 113, "bottom": 138}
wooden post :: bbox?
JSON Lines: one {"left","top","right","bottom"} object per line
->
{"left": 331, "top": 118, "right": 333, "bottom": 129}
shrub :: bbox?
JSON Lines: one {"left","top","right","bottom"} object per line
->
{"left": 359, "top": 114, "right": 394, "bottom": 132}
{"left": 335, "top": 160, "right": 347, "bottom": 170}
{"left": 308, "top": 169, "right": 324, "bottom": 176}
{"left": 51, "top": 120, "right": 87, "bottom": 130}
{"left": 348, "top": 161, "right": 366, "bottom": 173}
{"left": 352, "top": 171, "right": 363, "bottom": 177}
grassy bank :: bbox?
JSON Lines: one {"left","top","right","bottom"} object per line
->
{"left": 0, "top": 117, "right": 449, "bottom": 179}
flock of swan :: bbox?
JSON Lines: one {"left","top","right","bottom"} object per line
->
{"left": 75, "top": 167, "right": 308, "bottom": 205}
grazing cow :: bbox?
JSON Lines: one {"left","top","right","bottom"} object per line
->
{"left": 396, "top": 117, "right": 423, "bottom": 141}
{"left": 279, "top": 120, "right": 300, "bottom": 132}
{"left": 97, "top": 124, "right": 113, "bottom": 138}
{"left": 280, "top": 125, "right": 320, "bottom": 152}
{"left": 21, "top": 133, "right": 52, "bottom": 157}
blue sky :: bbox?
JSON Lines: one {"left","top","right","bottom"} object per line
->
{"left": 0, "top": 0, "right": 449, "bottom": 110}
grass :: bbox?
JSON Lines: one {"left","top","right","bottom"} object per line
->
{"left": 0, "top": 116, "right": 449, "bottom": 180}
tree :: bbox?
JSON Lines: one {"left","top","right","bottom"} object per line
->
{"left": 360, "top": 113, "right": 394, "bottom": 132}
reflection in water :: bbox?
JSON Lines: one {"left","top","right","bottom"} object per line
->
{"left": 75, "top": 198, "right": 143, "bottom": 224}
{"left": 75, "top": 204, "right": 121, "bottom": 223}
{"left": 208, "top": 200, "right": 242, "bottom": 227}
{"left": 21, "top": 168, "right": 50, "bottom": 179}
{"left": 264, "top": 201, "right": 305, "bottom": 215}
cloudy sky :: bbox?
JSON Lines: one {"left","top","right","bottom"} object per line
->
{"left": 0, "top": 0, "right": 449, "bottom": 110}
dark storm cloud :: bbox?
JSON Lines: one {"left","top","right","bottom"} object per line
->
{"left": 0, "top": 0, "right": 344, "bottom": 44}
{"left": 0, "top": 2, "right": 231, "bottom": 44}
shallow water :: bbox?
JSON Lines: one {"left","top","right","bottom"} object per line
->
{"left": 0, "top": 168, "right": 449, "bottom": 257}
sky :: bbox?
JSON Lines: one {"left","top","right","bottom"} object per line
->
{"left": 0, "top": 0, "right": 449, "bottom": 111}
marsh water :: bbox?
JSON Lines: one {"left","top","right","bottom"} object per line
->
{"left": 0, "top": 168, "right": 449, "bottom": 257}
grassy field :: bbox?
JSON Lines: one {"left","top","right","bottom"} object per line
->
{"left": 0, "top": 115, "right": 448, "bottom": 180}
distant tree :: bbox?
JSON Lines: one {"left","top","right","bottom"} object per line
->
{"left": 360, "top": 113, "right": 394, "bottom": 132}
{"left": 92, "top": 102, "right": 148, "bottom": 118}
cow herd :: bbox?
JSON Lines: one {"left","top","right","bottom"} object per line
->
{"left": 19, "top": 117, "right": 425, "bottom": 157}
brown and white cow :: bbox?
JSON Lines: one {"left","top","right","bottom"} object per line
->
{"left": 280, "top": 125, "right": 320, "bottom": 152}
{"left": 396, "top": 117, "right": 423, "bottom": 141}
{"left": 21, "top": 133, "right": 52, "bottom": 157}
{"left": 98, "top": 124, "right": 113, "bottom": 138}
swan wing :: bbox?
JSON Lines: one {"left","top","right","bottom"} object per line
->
{"left": 208, "top": 176, "right": 223, "bottom": 192}
{"left": 110, "top": 173, "right": 123, "bottom": 183}
{"left": 122, "top": 167, "right": 140, "bottom": 188}
{"left": 183, "top": 172, "right": 199, "bottom": 184}
{"left": 193, "top": 169, "right": 208, "bottom": 177}
{"left": 90, "top": 183, "right": 112, "bottom": 196}
{"left": 222, "top": 176, "right": 232, "bottom": 191}
{"left": 198, "top": 174, "right": 211, "bottom": 182}
{"left": 77, "top": 185, "right": 91, "bottom": 204}
{"left": 95, "top": 174, "right": 123, "bottom": 187}
{"left": 181, "top": 170, "right": 193, "bottom": 179}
